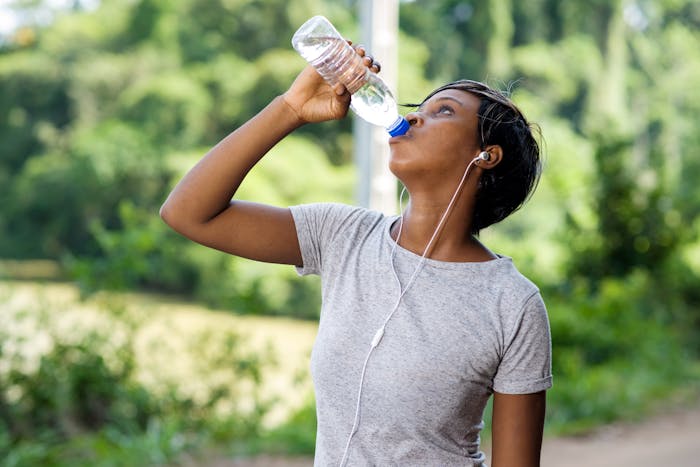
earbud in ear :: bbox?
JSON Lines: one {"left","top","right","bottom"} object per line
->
{"left": 478, "top": 151, "right": 491, "bottom": 161}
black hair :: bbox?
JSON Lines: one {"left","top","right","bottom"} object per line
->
{"left": 414, "top": 79, "right": 542, "bottom": 234}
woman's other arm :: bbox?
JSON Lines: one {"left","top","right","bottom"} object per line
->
{"left": 491, "top": 391, "right": 547, "bottom": 467}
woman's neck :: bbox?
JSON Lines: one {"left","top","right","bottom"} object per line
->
{"left": 391, "top": 197, "right": 496, "bottom": 263}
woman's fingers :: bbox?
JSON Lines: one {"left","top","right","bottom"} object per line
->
{"left": 362, "top": 53, "right": 381, "bottom": 73}
{"left": 333, "top": 82, "right": 348, "bottom": 96}
{"left": 353, "top": 44, "right": 381, "bottom": 73}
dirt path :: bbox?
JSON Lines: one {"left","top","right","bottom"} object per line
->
{"left": 539, "top": 405, "right": 700, "bottom": 467}
{"left": 204, "top": 405, "right": 700, "bottom": 466}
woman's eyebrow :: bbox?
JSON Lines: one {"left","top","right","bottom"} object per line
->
{"left": 418, "top": 96, "right": 464, "bottom": 111}
{"left": 435, "top": 96, "right": 464, "bottom": 106}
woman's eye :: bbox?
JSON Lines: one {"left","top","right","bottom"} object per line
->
{"left": 437, "top": 105, "right": 454, "bottom": 115}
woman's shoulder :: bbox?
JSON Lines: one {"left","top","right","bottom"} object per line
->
{"left": 499, "top": 257, "right": 539, "bottom": 289}
{"left": 292, "top": 202, "right": 388, "bottom": 226}
{"left": 488, "top": 256, "right": 543, "bottom": 305}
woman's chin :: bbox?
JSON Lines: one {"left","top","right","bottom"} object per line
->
{"left": 388, "top": 156, "right": 424, "bottom": 184}
{"left": 388, "top": 156, "right": 405, "bottom": 178}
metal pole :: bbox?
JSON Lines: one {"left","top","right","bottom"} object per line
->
{"left": 354, "top": 0, "right": 399, "bottom": 215}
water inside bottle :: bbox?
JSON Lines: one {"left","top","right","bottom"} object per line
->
{"left": 294, "top": 36, "right": 367, "bottom": 94}
{"left": 350, "top": 78, "right": 400, "bottom": 128}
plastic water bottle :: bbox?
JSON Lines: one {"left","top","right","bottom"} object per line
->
{"left": 292, "top": 15, "right": 409, "bottom": 137}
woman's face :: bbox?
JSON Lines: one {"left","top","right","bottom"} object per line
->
{"left": 389, "top": 89, "right": 482, "bottom": 182}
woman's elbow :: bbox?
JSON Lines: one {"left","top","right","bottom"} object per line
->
{"left": 159, "top": 200, "right": 184, "bottom": 232}
{"left": 159, "top": 199, "right": 210, "bottom": 242}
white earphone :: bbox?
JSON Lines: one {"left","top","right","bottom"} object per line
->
{"left": 478, "top": 150, "right": 491, "bottom": 161}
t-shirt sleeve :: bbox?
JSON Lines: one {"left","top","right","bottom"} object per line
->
{"left": 289, "top": 203, "right": 359, "bottom": 276}
{"left": 493, "top": 292, "right": 553, "bottom": 394}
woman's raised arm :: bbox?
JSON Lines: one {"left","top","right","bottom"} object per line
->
{"left": 159, "top": 64, "right": 352, "bottom": 266}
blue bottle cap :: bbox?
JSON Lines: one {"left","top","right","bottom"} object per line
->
{"left": 387, "top": 116, "right": 410, "bottom": 137}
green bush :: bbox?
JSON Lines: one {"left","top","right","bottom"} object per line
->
{"left": 544, "top": 269, "right": 700, "bottom": 433}
{"left": 66, "top": 200, "right": 199, "bottom": 295}
{"left": 241, "top": 397, "right": 317, "bottom": 456}
{"left": 0, "top": 303, "right": 273, "bottom": 466}
{"left": 0, "top": 329, "right": 169, "bottom": 465}
{"left": 3, "top": 121, "right": 170, "bottom": 259}
{"left": 0, "top": 52, "right": 71, "bottom": 175}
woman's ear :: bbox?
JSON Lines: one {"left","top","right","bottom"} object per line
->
{"left": 476, "top": 145, "right": 503, "bottom": 169}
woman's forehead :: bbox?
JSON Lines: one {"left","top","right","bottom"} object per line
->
{"left": 422, "top": 88, "right": 480, "bottom": 110}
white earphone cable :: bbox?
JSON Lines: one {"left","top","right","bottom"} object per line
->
{"left": 338, "top": 157, "right": 480, "bottom": 466}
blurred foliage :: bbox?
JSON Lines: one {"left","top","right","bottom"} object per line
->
{"left": 1, "top": 0, "right": 700, "bottom": 461}
{"left": 0, "top": 300, "right": 272, "bottom": 466}
{"left": 65, "top": 200, "right": 200, "bottom": 294}
{"left": 544, "top": 269, "right": 700, "bottom": 432}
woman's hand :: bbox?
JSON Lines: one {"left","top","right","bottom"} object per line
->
{"left": 282, "top": 44, "right": 381, "bottom": 124}
{"left": 282, "top": 64, "right": 351, "bottom": 123}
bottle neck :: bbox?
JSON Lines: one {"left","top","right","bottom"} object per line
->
{"left": 387, "top": 116, "right": 410, "bottom": 136}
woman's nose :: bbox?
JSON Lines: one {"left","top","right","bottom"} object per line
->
{"left": 405, "top": 111, "right": 424, "bottom": 127}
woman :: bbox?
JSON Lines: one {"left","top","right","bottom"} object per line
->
{"left": 160, "top": 47, "right": 552, "bottom": 466}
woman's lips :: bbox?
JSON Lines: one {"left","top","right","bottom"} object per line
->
{"left": 388, "top": 131, "right": 411, "bottom": 144}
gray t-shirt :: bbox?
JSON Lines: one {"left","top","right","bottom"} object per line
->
{"left": 290, "top": 203, "right": 552, "bottom": 466}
